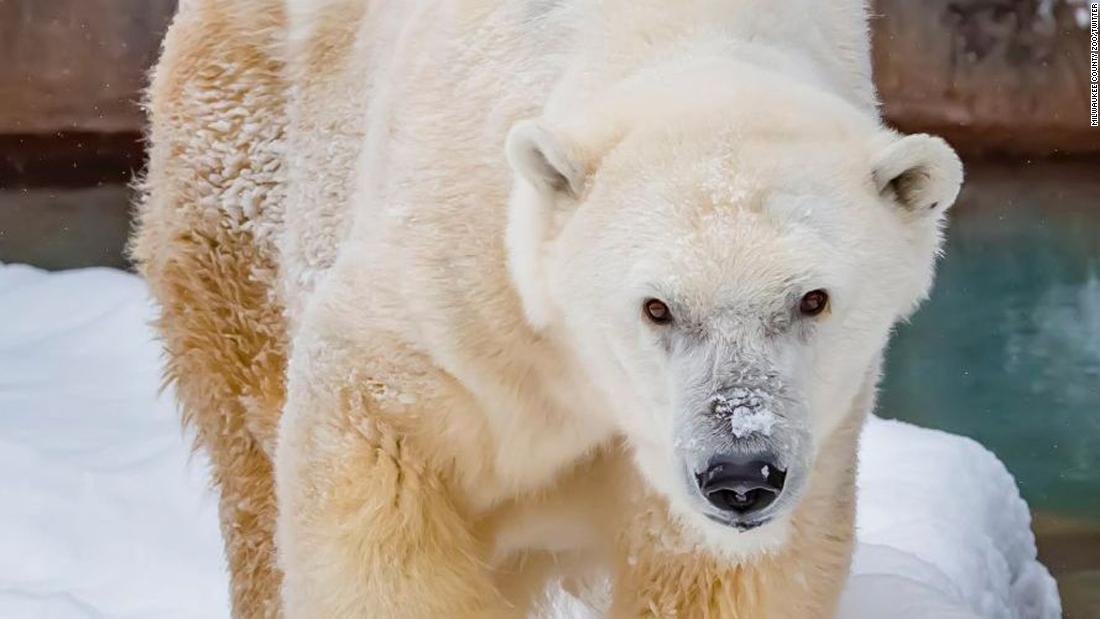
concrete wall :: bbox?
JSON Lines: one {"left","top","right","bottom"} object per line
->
{"left": 0, "top": 0, "right": 176, "bottom": 134}
{"left": 874, "top": 0, "right": 1099, "bottom": 156}
{"left": 0, "top": 0, "right": 1095, "bottom": 154}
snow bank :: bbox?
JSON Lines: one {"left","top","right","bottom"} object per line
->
{"left": 0, "top": 265, "right": 1060, "bottom": 618}
{"left": 0, "top": 265, "right": 228, "bottom": 618}
{"left": 839, "top": 419, "right": 1061, "bottom": 619}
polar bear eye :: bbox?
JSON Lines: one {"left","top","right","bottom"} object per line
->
{"left": 643, "top": 298, "right": 673, "bottom": 325}
{"left": 799, "top": 289, "right": 829, "bottom": 317}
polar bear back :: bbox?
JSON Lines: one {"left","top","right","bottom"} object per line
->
{"left": 276, "top": 0, "right": 878, "bottom": 326}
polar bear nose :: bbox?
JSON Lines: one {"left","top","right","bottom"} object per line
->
{"left": 696, "top": 456, "right": 786, "bottom": 516}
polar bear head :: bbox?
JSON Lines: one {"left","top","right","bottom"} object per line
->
{"left": 505, "top": 71, "right": 962, "bottom": 554}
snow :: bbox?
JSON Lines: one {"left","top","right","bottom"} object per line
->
{"left": 727, "top": 409, "right": 777, "bottom": 438}
{"left": 0, "top": 265, "right": 228, "bottom": 619}
{"left": 712, "top": 390, "right": 779, "bottom": 438}
{"left": 840, "top": 419, "right": 1061, "bottom": 619}
{"left": 0, "top": 264, "right": 1061, "bottom": 619}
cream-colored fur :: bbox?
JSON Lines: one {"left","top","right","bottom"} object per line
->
{"left": 133, "top": 1, "right": 962, "bottom": 617}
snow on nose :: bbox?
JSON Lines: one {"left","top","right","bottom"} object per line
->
{"left": 711, "top": 387, "right": 778, "bottom": 438}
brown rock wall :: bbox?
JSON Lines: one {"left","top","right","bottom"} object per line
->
{"left": 0, "top": 0, "right": 176, "bottom": 133}
{"left": 0, "top": 1, "right": 1096, "bottom": 153}
{"left": 873, "top": 0, "right": 1099, "bottom": 155}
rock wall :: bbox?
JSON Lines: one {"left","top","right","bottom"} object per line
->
{"left": 0, "top": 0, "right": 1095, "bottom": 151}
{"left": 873, "top": 0, "right": 1099, "bottom": 156}
{"left": 0, "top": 0, "right": 176, "bottom": 134}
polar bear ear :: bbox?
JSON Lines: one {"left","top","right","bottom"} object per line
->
{"left": 872, "top": 134, "right": 963, "bottom": 217}
{"left": 506, "top": 121, "right": 586, "bottom": 199}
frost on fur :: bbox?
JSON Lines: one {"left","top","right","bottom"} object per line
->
{"left": 134, "top": 1, "right": 976, "bottom": 617}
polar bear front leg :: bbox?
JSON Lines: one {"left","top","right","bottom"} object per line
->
{"left": 274, "top": 342, "right": 510, "bottom": 618}
{"left": 608, "top": 500, "right": 851, "bottom": 619}
{"left": 609, "top": 504, "right": 753, "bottom": 619}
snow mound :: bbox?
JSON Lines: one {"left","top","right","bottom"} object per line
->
{"left": 0, "top": 265, "right": 1060, "bottom": 618}
{"left": 0, "top": 265, "right": 228, "bottom": 619}
{"left": 840, "top": 418, "right": 1061, "bottom": 619}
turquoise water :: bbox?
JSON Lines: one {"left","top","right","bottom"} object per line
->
{"left": 879, "top": 161, "right": 1100, "bottom": 523}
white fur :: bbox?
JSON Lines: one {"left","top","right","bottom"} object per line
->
{"left": 873, "top": 133, "right": 965, "bottom": 212}
{"left": 266, "top": 0, "right": 964, "bottom": 612}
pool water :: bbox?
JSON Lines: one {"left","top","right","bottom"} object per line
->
{"left": 876, "top": 159, "right": 1100, "bottom": 617}
{"left": 879, "top": 160, "right": 1100, "bottom": 524}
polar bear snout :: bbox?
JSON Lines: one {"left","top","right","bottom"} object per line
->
{"left": 671, "top": 363, "right": 813, "bottom": 531}
{"left": 696, "top": 455, "right": 787, "bottom": 523}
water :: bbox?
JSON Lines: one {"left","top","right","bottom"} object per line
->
{"left": 879, "top": 160, "right": 1100, "bottom": 524}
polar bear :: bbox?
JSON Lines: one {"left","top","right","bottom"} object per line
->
{"left": 132, "top": 0, "right": 963, "bottom": 617}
